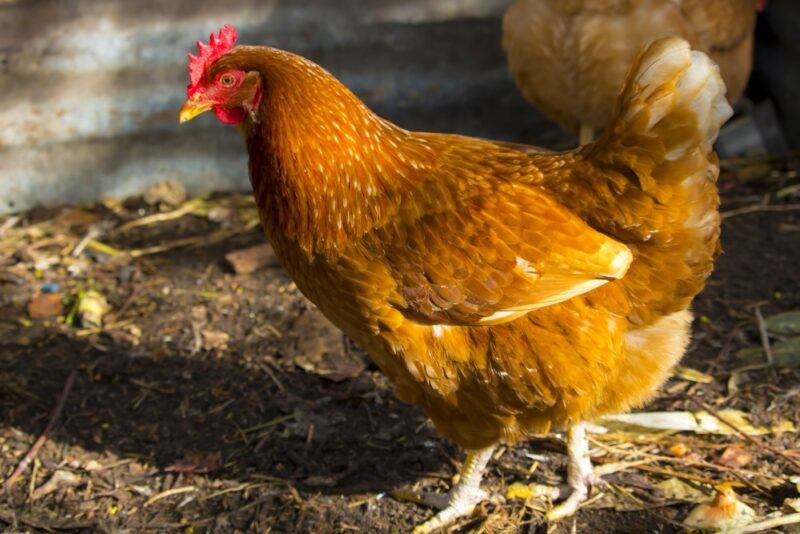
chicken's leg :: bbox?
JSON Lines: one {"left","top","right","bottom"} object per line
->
{"left": 578, "top": 124, "right": 595, "bottom": 145}
{"left": 401, "top": 445, "right": 495, "bottom": 534}
{"left": 528, "top": 422, "right": 599, "bottom": 521}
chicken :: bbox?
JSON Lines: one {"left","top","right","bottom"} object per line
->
{"left": 503, "top": 0, "right": 761, "bottom": 143}
{"left": 179, "top": 25, "right": 731, "bottom": 531}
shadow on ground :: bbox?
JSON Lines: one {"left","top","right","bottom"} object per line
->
{"left": 0, "top": 333, "right": 444, "bottom": 496}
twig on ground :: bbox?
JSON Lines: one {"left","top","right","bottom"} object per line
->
{"left": 128, "top": 225, "right": 257, "bottom": 258}
{"left": 754, "top": 306, "right": 778, "bottom": 380}
{"left": 720, "top": 203, "right": 800, "bottom": 219}
{"left": 104, "top": 283, "right": 142, "bottom": 324}
{"left": 144, "top": 486, "right": 196, "bottom": 507}
{"left": 1, "top": 370, "right": 78, "bottom": 494}
{"left": 71, "top": 225, "right": 103, "bottom": 257}
{"left": 589, "top": 438, "right": 777, "bottom": 492}
{"left": 0, "top": 216, "right": 20, "bottom": 238}
{"left": 241, "top": 413, "right": 295, "bottom": 435}
{"left": 683, "top": 393, "right": 800, "bottom": 474}
{"left": 0, "top": 506, "right": 95, "bottom": 531}
{"left": 86, "top": 239, "right": 123, "bottom": 256}
{"left": 115, "top": 198, "right": 207, "bottom": 233}
{"left": 259, "top": 362, "right": 286, "bottom": 393}
{"left": 198, "top": 482, "right": 270, "bottom": 502}
{"left": 729, "top": 512, "right": 800, "bottom": 533}
{"left": 633, "top": 464, "right": 728, "bottom": 486}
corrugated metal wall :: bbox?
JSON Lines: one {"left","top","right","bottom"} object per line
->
{"left": 0, "top": 0, "right": 568, "bottom": 214}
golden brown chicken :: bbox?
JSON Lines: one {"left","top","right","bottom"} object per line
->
{"left": 503, "top": 0, "right": 761, "bottom": 143}
{"left": 179, "top": 26, "right": 731, "bottom": 532}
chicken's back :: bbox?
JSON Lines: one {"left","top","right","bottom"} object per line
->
{"left": 503, "top": 0, "right": 755, "bottom": 134}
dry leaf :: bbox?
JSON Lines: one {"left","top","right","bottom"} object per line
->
{"left": 783, "top": 498, "right": 800, "bottom": 513}
{"left": 107, "top": 324, "right": 142, "bottom": 347}
{"left": 694, "top": 410, "right": 796, "bottom": 436}
{"left": 143, "top": 180, "right": 187, "bottom": 209}
{"left": 655, "top": 478, "right": 707, "bottom": 502}
{"left": 28, "top": 293, "right": 63, "bottom": 318}
{"left": 54, "top": 208, "right": 101, "bottom": 232}
{"left": 598, "top": 411, "right": 698, "bottom": 432}
{"left": 78, "top": 290, "right": 110, "bottom": 328}
{"left": 224, "top": 244, "right": 277, "bottom": 274}
{"left": 715, "top": 445, "right": 752, "bottom": 469}
{"left": 727, "top": 372, "right": 742, "bottom": 396}
{"left": 191, "top": 305, "right": 208, "bottom": 323}
{"left": 597, "top": 410, "right": 795, "bottom": 436}
{"left": 165, "top": 451, "right": 223, "bottom": 474}
{"left": 674, "top": 366, "right": 714, "bottom": 384}
{"left": 207, "top": 205, "right": 237, "bottom": 225}
{"left": 290, "top": 310, "right": 365, "bottom": 382}
{"left": 201, "top": 329, "right": 230, "bottom": 351}
{"left": 84, "top": 460, "right": 104, "bottom": 471}
{"left": 32, "top": 470, "right": 81, "bottom": 501}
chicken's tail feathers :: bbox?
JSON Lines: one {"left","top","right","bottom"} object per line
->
{"left": 587, "top": 37, "right": 733, "bottom": 196}
{"left": 576, "top": 38, "right": 732, "bottom": 323}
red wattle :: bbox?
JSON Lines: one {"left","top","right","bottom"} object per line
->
{"left": 214, "top": 106, "right": 246, "bottom": 125}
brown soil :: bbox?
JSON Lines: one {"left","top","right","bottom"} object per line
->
{"left": 1, "top": 157, "right": 799, "bottom": 533}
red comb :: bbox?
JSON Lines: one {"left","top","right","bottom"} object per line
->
{"left": 187, "top": 24, "right": 238, "bottom": 92}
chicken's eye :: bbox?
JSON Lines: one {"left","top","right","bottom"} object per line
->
{"left": 219, "top": 74, "right": 236, "bottom": 88}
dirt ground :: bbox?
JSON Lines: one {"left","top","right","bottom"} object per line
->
{"left": 1, "top": 155, "right": 799, "bottom": 533}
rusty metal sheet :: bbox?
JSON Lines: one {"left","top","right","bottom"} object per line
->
{"left": 0, "top": 0, "right": 565, "bottom": 213}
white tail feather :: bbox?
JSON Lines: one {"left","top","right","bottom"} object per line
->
{"left": 612, "top": 37, "right": 732, "bottom": 158}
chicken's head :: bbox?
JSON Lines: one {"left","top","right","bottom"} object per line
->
{"left": 179, "top": 24, "right": 261, "bottom": 125}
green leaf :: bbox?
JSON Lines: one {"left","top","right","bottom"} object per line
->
{"left": 655, "top": 478, "right": 707, "bottom": 502}
{"left": 765, "top": 311, "right": 800, "bottom": 335}
{"left": 736, "top": 336, "right": 800, "bottom": 367}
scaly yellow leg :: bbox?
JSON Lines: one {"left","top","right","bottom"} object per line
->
{"left": 514, "top": 423, "right": 599, "bottom": 521}
{"left": 397, "top": 445, "right": 496, "bottom": 534}
{"left": 546, "top": 423, "right": 596, "bottom": 521}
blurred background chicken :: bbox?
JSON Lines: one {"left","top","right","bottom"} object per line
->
{"left": 179, "top": 26, "right": 731, "bottom": 532}
{"left": 503, "top": 0, "right": 763, "bottom": 144}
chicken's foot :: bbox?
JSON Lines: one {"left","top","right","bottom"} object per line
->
{"left": 526, "top": 423, "right": 601, "bottom": 521}
{"left": 398, "top": 445, "right": 495, "bottom": 534}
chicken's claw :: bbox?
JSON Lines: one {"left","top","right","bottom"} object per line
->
{"left": 396, "top": 446, "right": 495, "bottom": 533}
{"left": 412, "top": 486, "right": 488, "bottom": 534}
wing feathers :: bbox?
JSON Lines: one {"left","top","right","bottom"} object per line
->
{"left": 369, "top": 183, "right": 632, "bottom": 326}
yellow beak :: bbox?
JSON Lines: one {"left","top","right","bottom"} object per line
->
{"left": 179, "top": 97, "right": 213, "bottom": 124}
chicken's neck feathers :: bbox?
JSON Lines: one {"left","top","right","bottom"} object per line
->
{"left": 234, "top": 47, "right": 435, "bottom": 257}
